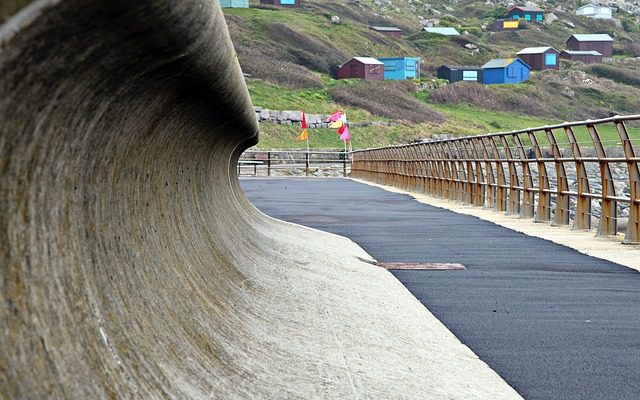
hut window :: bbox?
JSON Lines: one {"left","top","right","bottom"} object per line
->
{"left": 524, "top": 14, "right": 532, "bottom": 21}
{"left": 462, "top": 71, "right": 478, "bottom": 81}
{"left": 512, "top": 15, "right": 519, "bottom": 20}
{"left": 536, "top": 14, "right": 543, "bottom": 21}
{"left": 507, "top": 67, "right": 516, "bottom": 77}
{"left": 406, "top": 62, "right": 416, "bottom": 71}
{"left": 384, "top": 64, "right": 397, "bottom": 71}
{"left": 369, "top": 65, "right": 381, "bottom": 73}
{"left": 545, "top": 53, "right": 557, "bottom": 66}
{"left": 280, "top": 0, "right": 296, "bottom": 4}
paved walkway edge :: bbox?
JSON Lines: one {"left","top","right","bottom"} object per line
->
{"left": 252, "top": 210, "right": 523, "bottom": 399}
{"left": 351, "top": 178, "right": 640, "bottom": 272}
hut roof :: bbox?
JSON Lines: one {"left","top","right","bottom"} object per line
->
{"left": 351, "top": 57, "right": 384, "bottom": 65}
{"left": 517, "top": 46, "right": 556, "bottom": 55}
{"left": 440, "top": 65, "right": 482, "bottom": 70}
{"left": 561, "top": 50, "right": 603, "bottom": 56}
{"left": 482, "top": 58, "right": 531, "bottom": 70}
{"left": 570, "top": 34, "right": 613, "bottom": 42}
{"left": 370, "top": 26, "right": 402, "bottom": 32}
{"left": 423, "top": 27, "right": 460, "bottom": 36}
{"left": 507, "top": 5, "right": 544, "bottom": 13}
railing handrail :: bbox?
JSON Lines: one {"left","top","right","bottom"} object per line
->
{"left": 239, "top": 149, "right": 350, "bottom": 177}
{"left": 351, "top": 114, "right": 640, "bottom": 153}
{"left": 350, "top": 114, "right": 640, "bottom": 245}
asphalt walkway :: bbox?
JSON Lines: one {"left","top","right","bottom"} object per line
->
{"left": 240, "top": 178, "right": 640, "bottom": 400}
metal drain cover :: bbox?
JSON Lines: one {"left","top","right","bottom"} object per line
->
{"left": 377, "top": 262, "right": 466, "bottom": 271}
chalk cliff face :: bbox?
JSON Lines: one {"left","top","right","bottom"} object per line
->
{"left": 0, "top": 0, "right": 261, "bottom": 396}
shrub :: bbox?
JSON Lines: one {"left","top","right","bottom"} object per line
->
{"left": 261, "top": 22, "right": 346, "bottom": 73}
{"left": 240, "top": 56, "right": 324, "bottom": 89}
{"left": 586, "top": 64, "right": 640, "bottom": 88}
{"left": 428, "top": 82, "right": 548, "bottom": 116}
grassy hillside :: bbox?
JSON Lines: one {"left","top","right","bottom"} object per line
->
{"left": 5, "top": 1, "right": 636, "bottom": 149}
{"left": 225, "top": 0, "right": 640, "bottom": 149}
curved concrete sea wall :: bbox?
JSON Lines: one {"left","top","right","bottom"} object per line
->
{"left": 0, "top": 1, "right": 521, "bottom": 398}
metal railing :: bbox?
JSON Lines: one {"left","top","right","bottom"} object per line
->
{"left": 238, "top": 150, "right": 350, "bottom": 177}
{"left": 351, "top": 115, "right": 640, "bottom": 244}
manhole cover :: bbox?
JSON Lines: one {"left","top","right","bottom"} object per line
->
{"left": 377, "top": 262, "right": 466, "bottom": 271}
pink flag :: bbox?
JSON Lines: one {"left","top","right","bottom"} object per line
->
{"left": 339, "top": 125, "right": 350, "bottom": 141}
{"left": 327, "top": 110, "right": 342, "bottom": 122}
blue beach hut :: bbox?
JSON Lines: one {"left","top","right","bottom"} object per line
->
{"left": 481, "top": 58, "right": 531, "bottom": 84}
{"left": 220, "top": 0, "right": 249, "bottom": 7}
{"left": 378, "top": 57, "right": 421, "bottom": 80}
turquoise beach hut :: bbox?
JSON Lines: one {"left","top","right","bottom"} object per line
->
{"left": 220, "top": 0, "right": 249, "bottom": 7}
{"left": 378, "top": 57, "right": 421, "bottom": 80}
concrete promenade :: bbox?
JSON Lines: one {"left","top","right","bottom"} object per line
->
{"left": 241, "top": 177, "right": 640, "bottom": 400}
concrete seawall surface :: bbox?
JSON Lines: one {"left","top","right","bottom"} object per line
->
{"left": 0, "top": 1, "right": 521, "bottom": 398}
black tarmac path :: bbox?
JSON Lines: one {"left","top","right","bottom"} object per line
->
{"left": 240, "top": 178, "right": 640, "bottom": 400}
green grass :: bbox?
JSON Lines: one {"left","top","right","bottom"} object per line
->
{"left": 255, "top": 123, "right": 428, "bottom": 149}
{"left": 429, "top": 104, "right": 634, "bottom": 146}
{"left": 251, "top": 88, "right": 640, "bottom": 149}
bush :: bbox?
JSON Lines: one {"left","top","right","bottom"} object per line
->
{"left": 240, "top": 56, "right": 324, "bottom": 89}
{"left": 484, "top": 6, "right": 507, "bottom": 19}
{"left": 329, "top": 81, "right": 445, "bottom": 123}
{"left": 429, "top": 82, "right": 547, "bottom": 116}
{"left": 262, "top": 22, "right": 346, "bottom": 73}
{"left": 586, "top": 64, "right": 640, "bottom": 88}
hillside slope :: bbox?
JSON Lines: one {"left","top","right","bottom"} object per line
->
{"left": 225, "top": 0, "right": 640, "bottom": 148}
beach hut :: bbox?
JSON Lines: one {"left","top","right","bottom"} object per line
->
{"left": 379, "top": 57, "right": 421, "bottom": 80}
{"left": 559, "top": 50, "right": 603, "bottom": 64}
{"left": 516, "top": 47, "right": 559, "bottom": 70}
{"left": 259, "top": 0, "right": 301, "bottom": 7}
{"left": 369, "top": 26, "right": 403, "bottom": 38}
{"left": 504, "top": 6, "right": 544, "bottom": 23}
{"left": 437, "top": 65, "right": 483, "bottom": 83}
{"left": 576, "top": 4, "right": 613, "bottom": 19}
{"left": 566, "top": 34, "right": 613, "bottom": 57}
{"left": 423, "top": 27, "right": 460, "bottom": 36}
{"left": 336, "top": 57, "right": 384, "bottom": 80}
{"left": 220, "top": 0, "right": 249, "bottom": 7}
{"left": 491, "top": 19, "right": 520, "bottom": 31}
{"left": 482, "top": 58, "right": 531, "bottom": 84}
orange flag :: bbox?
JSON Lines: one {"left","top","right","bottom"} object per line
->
{"left": 297, "top": 129, "right": 308, "bottom": 141}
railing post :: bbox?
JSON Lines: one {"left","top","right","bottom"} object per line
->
{"left": 471, "top": 138, "right": 485, "bottom": 207}
{"left": 481, "top": 137, "right": 496, "bottom": 209}
{"left": 305, "top": 151, "right": 310, "bottom": 177}
{"left": 461, "top": 140, "right": 475, "bottom": 205}
{"left": 565, "top": 127, "right": 591, "bottom": 231}
{"left": 545, "top": 128, "right": 570, "bottom": 226}
{"left": 343, "top": 151, "right": 347, "bottom": 177}
{"left": 267, "top": 151, "right": 271, "bottom": 177}
{"left": 587, "top": 124, "right": 617, "bottom": 236}
{"left": 513, "top": 133, "right": 534, "bottom": 219}
{"left": 500, "top": 136, "right": 520, "bottom": 215}
{"left": 489, "top": 136, "right": 507, "bottom": 212}
{"left": 528, "top": 131, "right": 551, "bottom": 223}
{"left": 615, "top": 119, "right": 640, "bottom": 243}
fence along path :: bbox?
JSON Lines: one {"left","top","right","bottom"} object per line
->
{"left": 351, "top": 115, "right": 640, "bottom": 244}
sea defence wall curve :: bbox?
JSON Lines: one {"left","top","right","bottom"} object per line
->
{"left": 0, "top": 1, "right": 522, "bottom": 398}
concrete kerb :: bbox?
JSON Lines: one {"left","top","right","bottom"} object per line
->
{"left": 350, "top": 178, "right": 640, "bottom": 273}
{"left": 247, "top": 197, "right": 523, "bottom": 399}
